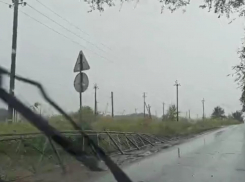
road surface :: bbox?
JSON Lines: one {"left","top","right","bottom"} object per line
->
{"left": 93, "top": 124, "right": 245, "bottom": 182}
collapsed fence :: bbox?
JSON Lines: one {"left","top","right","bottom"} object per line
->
{"left": 0, "top": 130, "right": 182, "bottom": 181}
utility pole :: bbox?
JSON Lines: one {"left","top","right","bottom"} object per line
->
{"left": 189, "top": 110, "right": 190, "bottom": 120}
{"left": 202, "top": 98, "right": 205, "bottom": 120}
{"left": 135, "top": 108, "right": 137, "bottom": 114}
{"left": 8, "top": 0, "right": 26, "bottom": 120}
{"left": 148, "top": 104, "right": 152, "bottom": 119}
{"left": 143, "top": 92, "right": 146, "bottom": 118}
{"left": 162, "top": 102, "right": 165, "bottom": 120}
{"left": 94, "top": 84, "right": 98, "bottom": 115}
{"left": 174, "top": 80, "right": 181, "bottom": 121}
{"left": 145, "top": 103, "right": 148, "bottom": 115}
{"left": 111, "top": 91, "right": 114, "bottom": 118}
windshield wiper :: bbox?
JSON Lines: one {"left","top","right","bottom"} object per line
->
{"left": 0, "top": 66, "right": 133, "bottom": 182}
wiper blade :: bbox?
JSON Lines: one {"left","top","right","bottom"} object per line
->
{"left": 0, "top": 66, "right": 133, "bottom": 182}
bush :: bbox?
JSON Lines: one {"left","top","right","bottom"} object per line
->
{"left": 71, "top": 106, "right": 95, "bottom": 123}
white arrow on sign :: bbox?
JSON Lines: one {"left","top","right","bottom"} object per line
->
{"left": 73, "top": 50, "right": 90, "bottom": 72}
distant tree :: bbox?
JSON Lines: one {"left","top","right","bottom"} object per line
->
{"left": 166, "top": 105, "right": 177, "bottom": 121}
{"left": 211, "top": 106, "right": 225, "bottom": 119}
{"left": 231, "top": 110, "right": 244, "bottom": 122}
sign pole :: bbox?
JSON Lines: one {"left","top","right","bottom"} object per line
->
{"left": 73, "top": 50, "right": 90, "bottom": 124}
{"left": 79, "top": 88, "right": 82, "bottom": 122}
{"left": 79, "top": 55, "right": 83, "bottom": 123}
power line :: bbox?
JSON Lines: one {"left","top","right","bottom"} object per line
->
{"left": 20, "top": 10, "right": 84, "bottom": 47}
{"left": 35, "top": 0, "right": 112, "bottom": 51}
{"left": 35, "top": 0, "right": 89, "bottom": 36}
{"left": 26, "top": 3, "right": 108, "bottom": 54}
{"left": 101, "top": 43, "right": 112, "bottom": 51}
{"left": 0, "top": 0, "right": 10, "bottom": 5}
{"left": 20, "top": 10, "right": 112, "bottom": 62}
{"left": 32, "top": 1, "right": 123, "bottom": 65}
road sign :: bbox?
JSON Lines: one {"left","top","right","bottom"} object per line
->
{"left": 74, "top": 50, "right": 90, "bottom": 72}
{"left": 74, "top": 72, "right": 89, "bottom": 93}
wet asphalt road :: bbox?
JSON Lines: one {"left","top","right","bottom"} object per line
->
{"left": 94, "top": 124, "right": 245, "bottom": 182}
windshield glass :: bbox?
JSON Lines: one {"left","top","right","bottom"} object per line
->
{"left": 0, "top": 0, "right": 244, "bottom": 182}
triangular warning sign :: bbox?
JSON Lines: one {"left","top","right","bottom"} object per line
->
{"left": 74, "top": 50, "right": 90, "bottom": 72}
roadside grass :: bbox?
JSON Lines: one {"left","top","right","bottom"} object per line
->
{"left": 92, "top": 118, "right": 240, "bottom": 136}
{"left": 0, "top": 116, "right": 240, "bottom": 135}
{"left": 0, "top": 120, "right": 73, "bottom": 134}
{"left": 0, "top": 117, "right": 240, "bottom": 181}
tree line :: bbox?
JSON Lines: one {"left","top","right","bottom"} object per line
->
{"left": 163, "top": 105, "right": 244, "bottom": 123}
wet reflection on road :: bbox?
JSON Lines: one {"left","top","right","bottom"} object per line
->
{"left": 93, "top": 125, "right": 245, "bottom": 182}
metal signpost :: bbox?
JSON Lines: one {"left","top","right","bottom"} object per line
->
{"left": 73, "top": 50, "right": 90, "bottom": 122}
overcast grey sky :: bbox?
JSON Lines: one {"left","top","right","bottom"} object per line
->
{"left": 0, "top": 0, "right": 244, "bottom": 118}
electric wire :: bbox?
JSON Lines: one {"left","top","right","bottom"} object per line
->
{"left": 27, "top": 3, "right": 108, "bottom": 54}
{"left": 20, "top": 10, "right": 113, "bottom": 63}
{"left": 35, "top": 0, "right": 112, "bottom": 51}
{"left": 0, "top": 0, "right": 9, "bottom": 5}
